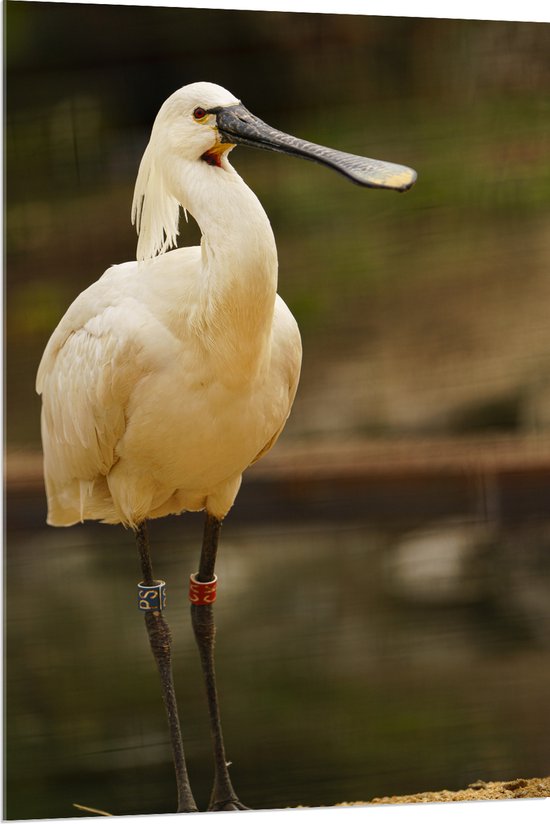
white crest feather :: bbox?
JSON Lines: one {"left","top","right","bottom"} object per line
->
{"left": 131, "top": 140, "right": 181, "bottom": 261}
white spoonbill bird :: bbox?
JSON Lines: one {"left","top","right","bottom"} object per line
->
{"left": 36, "top": 81, "right": 416, "bottom": 812}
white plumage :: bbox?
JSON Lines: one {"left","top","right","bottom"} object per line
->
{"left": 36, "top": 82, "right": 302, "bottom": 529}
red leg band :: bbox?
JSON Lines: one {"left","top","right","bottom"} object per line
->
{"left": 189, "top": 573, "right": 218, "bottom": 605}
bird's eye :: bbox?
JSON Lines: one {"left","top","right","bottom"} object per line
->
{"left": 193, "top": 107, "right": 208, "bottom": 121}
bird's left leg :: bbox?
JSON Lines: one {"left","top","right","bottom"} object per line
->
{"left": 190, "top": 513, "right": 248, "bottom": 811}
{"left": 136, "top": 521, "right": 198, "bottom": 813}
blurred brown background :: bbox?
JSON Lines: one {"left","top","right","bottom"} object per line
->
{"left": 5, "top": 3, "right": 550, "bottom": 819}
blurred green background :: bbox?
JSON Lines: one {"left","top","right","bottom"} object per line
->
{"left": 5, "top": 2, "right": 550, "bottom": 819}
{"left": 7, "top": 3, "right": 550, "bottom": 444}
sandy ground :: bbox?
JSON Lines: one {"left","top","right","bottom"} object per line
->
{"left": 360, "top": 777, "right": 550, "bottom": 804}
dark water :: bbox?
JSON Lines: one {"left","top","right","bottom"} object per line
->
{"left": 6, "top": 502, "right": 550, "bottom": 819}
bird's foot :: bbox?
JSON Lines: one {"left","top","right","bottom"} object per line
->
{"left": 176, "top": 803, "right": 200, "bottom": 814}
{"left": 208, "top": 797, "right": 250, "bottom": 812}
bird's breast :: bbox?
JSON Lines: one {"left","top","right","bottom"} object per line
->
{"left": 116, "top": 341, "right": 288, "bottom": 493}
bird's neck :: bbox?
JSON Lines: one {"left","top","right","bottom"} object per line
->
{"left": 189, "top": 168, "right": 278, "bottom": 381}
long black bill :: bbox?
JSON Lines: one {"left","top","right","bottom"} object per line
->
{"left": 214, "top": 103, "right": 417, "bottom": 192}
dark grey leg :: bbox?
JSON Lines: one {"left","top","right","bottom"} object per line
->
{"left": 135, "top": 521, "right": 198, "bottom": 813}
{"left": 190, "top": 513, "right": 248, "bottom": 811}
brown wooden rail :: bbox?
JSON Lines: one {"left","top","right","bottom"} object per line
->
{"left": 6, "top": 435, "right": 550, "bottom": 528}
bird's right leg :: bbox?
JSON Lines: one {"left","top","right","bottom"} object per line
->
{"left": 135, "top": 521, "right": 198, "bottom": 813}
{"left": 190, "top": 513, "right": 248, "bottom": 811}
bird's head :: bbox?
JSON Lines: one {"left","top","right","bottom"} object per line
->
{"left": 147, "top": 82, "right": 240, "bottom": 169}
{"left": 132, "top": 81, "right": 417, "bottom": 261}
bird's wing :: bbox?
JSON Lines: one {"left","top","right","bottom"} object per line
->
{"left": 251, "top": 294, "right": 302, "bottom": 466}
{"left": 36, "top": 280, "right": 168, "bottom": 522}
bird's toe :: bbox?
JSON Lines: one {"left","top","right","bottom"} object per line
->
{"left": 208, "top": 797, "right": 250, "bottom": 812}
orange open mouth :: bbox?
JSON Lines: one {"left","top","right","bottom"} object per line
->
{"left": 201, "top": 141, "right": 233, "bottom": 167}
